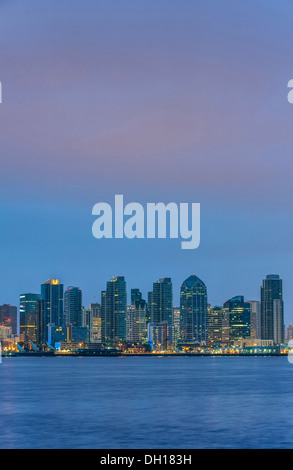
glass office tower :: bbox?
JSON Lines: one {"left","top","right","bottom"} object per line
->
{"left": 41, "top": 279, "right": 64, "bottom": 340}
{"left": 180, "top": 274, "right": 207, "bottom": 345}
{"left": 261, "top": 274, "right": 284, "bottom": 343}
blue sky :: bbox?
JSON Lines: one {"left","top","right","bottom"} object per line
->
{"left": 0, "top": 0, "right": 293, "bottom": 322}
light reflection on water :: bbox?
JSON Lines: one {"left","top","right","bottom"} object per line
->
{"left": 0, "top": 356, "right": 292, "bottom": 449}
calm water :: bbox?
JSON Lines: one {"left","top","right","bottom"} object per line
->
{"left": 0, "top": 356, "right": 292, "bottom": 449}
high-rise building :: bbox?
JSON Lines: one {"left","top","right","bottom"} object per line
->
{"left": 207, "top": 305, "right": 223, "bottom": 347}
{"left": 221, "top": 307, "right": 230, "bottom": 345}
{"left": 0, "top": 304, "right": 18, "bottom": 335}
{"left": 286, "top": 325, "right": 293, "bottom": 341}
{"left": 173, "top": 306, "right": 180, "bottom": 342}
{"left": 180, "top": 274, "right": 207, "bottom": 345}
{"left": 148, "top": 277, "right": 173, "bottom": 325}
{"left": 126, "top": 299, "right": 147, "bottom": 344}
{"left": 36, "top": 299, "right": 45, "bottom": 347}
{"left": 88, "top": 303, "right": 102, "bottom": 343}
{"left": 223, "top": 296, "right": 250, "bottom": 345}
{"left": 273, "top": 299, "right": 284, "bottom": 344}
{"left": 64, "top": 286, "right": 82, "bottom": 326}
{"left": 247, "top": 300, "right": 261, "bottom": 339}
{"left": 41, "top": 279, "right": 64, "bottom": 340}
{"left": 261, "top": 274, "right": 283, "bottom": 343}
{"left": 101, "top": 276, "right": 127, "bottom": 345}
{"left": 19, "top": 293, "right": 41, "bottom": 342}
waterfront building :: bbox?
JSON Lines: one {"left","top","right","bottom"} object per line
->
{"left": 101, "top": 276, "right": 127, "bottom": 345}
{"left": 273, "top": 299, "right": 285, "bottom": 345}
{"left": 147, "top": 321, "right": 175, "bottom": 352}
{"left": 48, "top": 324, "right": 69, "bottom": 347}
{"left": 64, "top": 286, "right": 82, "bottom": 327}
{"left": 247, "top": 300, "right": 261, "bottom": 339}
{"left": 36, "top": 300, "right": 45, "bottom": 347}
{"left": 286, "top": 325, "right": 293, "bottom": 341}
{"left": 0, "top": 304, "right": 18, "bottom": 335}
{"left": 234, "top": 338, "right": 274, "bottom": 348}
{"left": 223, "top": 296, "right": 250, "bottom": 345}
{"left": 148, "top": 277, "right": 173, "bottom": 325}
{"left": 88, "top": 303, "right": 102, "bottom": 342}
{"left": 221, "top": 307, "right": 230, "bottom": 345}
{"left": 173, "top": 306, "right": 180, "bottom": 342}
{"left": 126, "top": 299, "right": 147, "bottom": 344}
{"left": 41, "top": 279, "right": 64, "bottom": 340}
{"left": 180, "top": 274, "right": 208, "bottom": 345}
{"left": 0, "top": 325, "right": 12, "bottom": 340}
{"left": 261, "top": 274, "right": 284, "bottom": 343}
{"left": 207, "top": 305, "right": 223, "bottom": 347}
{"left": 19, "top": 293, "right": 41, "bottom": 343}
{"left": 71, "top": 326, "right": 89, "bottom": 343}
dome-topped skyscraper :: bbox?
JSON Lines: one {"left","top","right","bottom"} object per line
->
{"left": 180, "top": 274, "right": 207, "bottom": 345}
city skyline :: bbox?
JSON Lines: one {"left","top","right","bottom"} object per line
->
{"left": 0, "top": 272, "right": 286, "bottom": 353}
{"left": 0, "top": 272, "right": 288, "bottom": 342}
{"left": 1, "top": 271, "right": 288, "bottom": 319}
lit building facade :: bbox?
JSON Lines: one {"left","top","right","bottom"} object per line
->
{"left": 207, "top": 305, "right": 223, "bottom": 347}
{"left": 261, "top": 274, "right": 283, "bottom": 343}
{"left": 101, "top": 276, "right": 127, "bottom": 345}
{"left": 173, "top": 306, "right": 180, "bottom": 342}
{"left": 247, "top": 300, "right": 261, "bottom": 339}
{"left": 148, "top": 277, "right": 173, "bottom": 325}
{"left": 64, "top": 286, "right": 82, "bottom": 327}
{"left": 88, "top": 303, "right": 102, "bottom": 342}
{"left": 180, "top": 274, "right": 207, "bottom": 345}
{"left": 223, "top": 296, "right": 250, "bottom": 345}
{"left": 19, "top": 293, "right": 41, "bottom": 343}
{"left": 126, "top": 299, "right": 147, "bottom": 344}
{"left": 0, "top": 304, "right": 18, "bottom": 336}
{"left": 148, "top": 321, "right": 175, "bottom": 352}
{"left": 41, "top": 279, "right": 64, "bottom": 340}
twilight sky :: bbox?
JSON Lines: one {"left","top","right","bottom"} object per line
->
{"left": 1, "top": 0, "right": 293, "bottom": 323}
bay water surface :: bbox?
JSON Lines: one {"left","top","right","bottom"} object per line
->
{"left": 0, "top": 356, "right": 292, "bottom": 449}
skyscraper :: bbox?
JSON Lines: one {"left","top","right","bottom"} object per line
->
{"left": 223, "top": 296, "right": 250, "bottom": 345}
{"left": 286, "top": 325, "right": 293, "bottom": 341}
{"left": 207, "top": 305, "right": 223, "bottom": 348}
{"left": 88, "top": 303, "right": 102, "bottom": 343}
{"left": 126, "top": 299, "right": 147, "bottom": 344}
{"left": 273, "top": 299, "right": 284, "bottom": 345}
{"left": 221, "top": 306, "right": 230, "bottom": 345}
{"left": 173, "top": 306, "right": 180, "bottom": 342}
{"left": 36, "top": 299, "right": 45, "bottom": 347}
{"left": 0, "top": 304, "right": 18, "bottom": 336}
{"left": 148, "top": 277, "right": 173, "bottom": 325}
{"left": 19, "top": 293, "right": 41, "bottom": 342}
{"left": 247, "top": 300, "right": 261, "bottom": 340}
{"left": 101, "top": 276, "right": 127, "bottom": 345}
{"left": 261, "top": 274, "right": 283, "bottom": 343}
{"left": 64, "top": 286, "right": 82, "bottom": 326}
{"left": 180, "top": 274, "right": 207, "bottom": 345}
{"left": 41, "top": 279, "right": 64, "bottom": 340}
